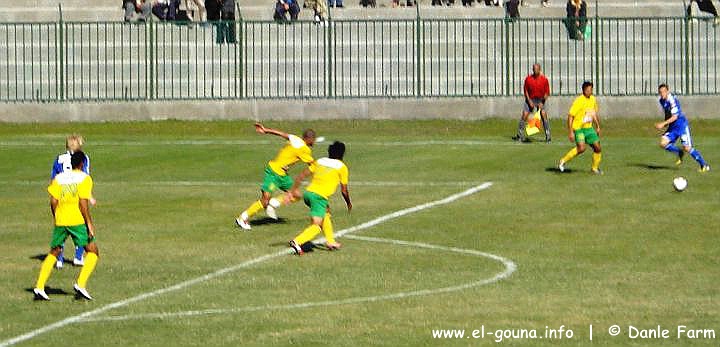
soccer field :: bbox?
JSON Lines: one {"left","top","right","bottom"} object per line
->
{"left": 0, "top": 119, "right": 718, "bottom": 346}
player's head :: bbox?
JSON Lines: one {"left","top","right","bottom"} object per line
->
{"left": 581, "top": 81, "right": 593, "bottom": 97}
{"left": 658, "top": 83, "right": 670, "bottom": 99}
{"left": 302, "top": 129, "right": 316, "bottom": 147}
{"left": 66, "top": 134, "right": 84, "bottom": 153}
{"left": 532, "top": 64, "right": 541, "bottom": 76}
{"left": 70, "top": 151, "right": 86, "bottom": 170}
{"left": 328, "top": 141, "right": 345, "bottom": 160}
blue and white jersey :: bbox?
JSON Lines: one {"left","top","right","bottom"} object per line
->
{"left": 51, "top": 151, "right": 90, "bottom": 179}
{"left": 659, "top": 93, "right": 688, "bottom": 131}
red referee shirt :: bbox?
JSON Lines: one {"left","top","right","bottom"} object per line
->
{"left": 523, "top": 74, "right": 550, "bottom": 100}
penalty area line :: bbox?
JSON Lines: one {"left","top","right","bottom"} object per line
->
{"left": 0, "top": 182, "right": 492, "bottom": 347}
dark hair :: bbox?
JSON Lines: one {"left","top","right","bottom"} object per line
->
{"left": 302, "top": 129, "right": 316, "bottom": 140}
{"left": 328, "top": 141, "right": 345, "bottom": 160}
{"left": 581, "top": 81, "right": 593, "bottom": 91}
{"left": 658, "top": 83, "right": 669, "bottom": 91}
{"left": 71, "top": 151, "right": 86, "bottom": 169}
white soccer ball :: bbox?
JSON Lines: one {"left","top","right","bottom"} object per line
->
{"left": 673, "top": 177, "right": 688, "bottom": 192}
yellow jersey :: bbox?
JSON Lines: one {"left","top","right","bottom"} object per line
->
{"left": 568, "top": 94, "right": 599, "bottom": 130}
{"left": 267, "top": 134, "right": 314, "bottom": 176}
{"left": 306, "top": 158, "right": 349, "bottom": 199}
{"left": 47, "top": 170, "right": 93, "bottom": 226}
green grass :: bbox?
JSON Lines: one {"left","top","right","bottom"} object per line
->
{"left": 0, "top": 119, "right": 718, "bottom": 346}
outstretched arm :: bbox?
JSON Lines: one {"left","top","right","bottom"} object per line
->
{"left": 341, "top": 184, "right": 352, "bottom": 212}
{"left": 255, "top": 123, "right": 289, "bottom": 140}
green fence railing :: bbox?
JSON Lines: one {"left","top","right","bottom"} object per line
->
{"left": 1, "top": 15, "right": 718, "bottom": 102}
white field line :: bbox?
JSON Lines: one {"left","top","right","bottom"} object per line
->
{"left": 0, "top": 180, "right": 485, "bottom": 187}
{"left": 83, "top": 233, "right": 516, "bottom": 323}
{"left": 0, "top": 182, "right": 493, "bottom": 347}
{"left": 0, "top": 139, "right": 561, "bottom": 147}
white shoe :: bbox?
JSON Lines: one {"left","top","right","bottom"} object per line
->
{"left": 72, "top": 258, "right": 84, "bottom": 266}
{"left": 235, "top": 217, "right": 251, "bottom": 231}
{"left": 266, "top": 198, "right": 281, "bottom": 220}
{"left": 55, "top": 260, "right": 63, "bottom": 269}
{"left": 558, "top": 160, "right": 565, "bottom": 172}
{"left": 73, "top": 283, "right": 93, "bottom": 300}
{"left": 33, "top": 288, "right": 50, "bottom": 301}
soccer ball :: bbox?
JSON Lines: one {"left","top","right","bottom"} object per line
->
{"left": 672, "top": 177, "right": 688, "bottom": 192}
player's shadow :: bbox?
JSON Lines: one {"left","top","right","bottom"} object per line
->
{"left": 30, "top": 254, "right": 71, "bottom": 263}
{"left": 25, "top": 287, "right": 71, "bottom": 297}
{"left": 545, "top": 167, "right": 574, "bottom": 174}
{"left": 267, "top": 242, "right": 323, "bottom": 254}
{"left": 251, "top": 217, "right": 287, "bottom": 226}
{"left": 629, "top": 163, "right": 675, "bottom": 171}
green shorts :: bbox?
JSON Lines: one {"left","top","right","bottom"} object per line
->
{"left": 50, "top": 225, "right": 92, "bottom": 249}
{"left": 574, "top": 127, "right": 600, "bottom": 145}
{"left": 303, "top": 191, "right": 329, "bottom": 218}
{"left": 261, "top": 166, "right": 293, "bottom": 193}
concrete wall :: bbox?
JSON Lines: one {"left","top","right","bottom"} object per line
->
{"left": 2, "top": 96, "right": 719, "bottom": 123}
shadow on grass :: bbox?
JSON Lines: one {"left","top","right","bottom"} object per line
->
{"left": 25, "top": 287, "right": 71, "bottom": 296}
{"left": 30, "top": 254, "right": 71, "bottom": 263}
{"left": 545, "top": 167, "right": 574, "bottom": 174}
{"left": 251, "top": 217, "right": 287, "bottom": 226}
{"left": 268, "top": 241, "right": 332, "bottom": 254}
{"left": 629, "top": 163, "right": 675, "bottom": 171}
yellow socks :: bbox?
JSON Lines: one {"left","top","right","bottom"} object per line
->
{"left": 76, "top": 252, "right": 98, "bottom": 288}
{"left": 561, "top": 147, "right": 579, "bottom": 163}
{"left": 293, "top": 225, "right": 321, "bottom": 246}
{"left": 322, "top": 213, "right": 335, "bottom": 244}
{"left": 35, "top": 253, "right": 57, "bottom": 290}
{"left": 241, "top": 200, "right": 264, "bottom": 219}
{"left": 592, "top": 152, "right": 602, "bottom": 171}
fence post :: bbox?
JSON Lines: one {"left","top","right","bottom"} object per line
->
{"left": 503, "top": 15, "right": 510, "bottom": 96}
{"left": 237, "top": 4, "right": 244, "bottom": 99}
{"left": 594, "top": 0, "right": 600, "bottom": 94}
{"left": 326, "top": 13, "right": 333, "bottom": 98}
{"left": 57, "top": 3, "right": 64, "bottom": 101}
{"left": 415, "top": 5, "right": 421, "bottom": 98}
{"left": 148, "top": 19, "right": 155, "bottom": 100}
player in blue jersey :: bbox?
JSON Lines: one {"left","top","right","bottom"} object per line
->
{"left": 50, "top": 135, "right": 95, "bottom": 269}
{"left": 656, "top": 84, "right": 710, "bottom": 172}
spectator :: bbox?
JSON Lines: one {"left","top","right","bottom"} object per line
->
{"left": 506, "top": 0, "right": 520, "bottom": 19}
{"left": 564, "top": 0, "right": 587, "bottom": 40}
{"left": 461, "top": 0, "right": 474, "bottom": 7}
{"left": 482, "top": 0, "right": 500, "bottom": 6}
{"left": 274, "top": 0, "right": 300, "bottom": 22}
{"left": 514, "top": 63, "right": 552, "bottom": 142}
{"left": 182, "top": 0, "right": 207, "bottom": 22}
{"left": 207, "top": 0, "right": 236, "bottom": 43}
{"left": 305, "top": 0, "right": 328, "bottom": 25}
{"left": 687, "top": 0, "right": 720, "bottom": 26}
{"left": 123, "top": 0, "right": 152, "bottom": 22}
{"left": 328, "top": 0, "right": 343, "bottom": 8}
{"left": 520, "top": 0, "right": 549, "bottom": 6}
{"left": 360, "top": 0, "right": 376, "bottom": 7}
{"left": 432, "top": 0, "right": 454, "bottom": 6}
{"left": 152, "top": 0, "right": 181, "bottom": 20}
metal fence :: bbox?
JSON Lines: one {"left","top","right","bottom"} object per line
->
{"left": 1, "top": 15, "right": 718, "bottom": 102}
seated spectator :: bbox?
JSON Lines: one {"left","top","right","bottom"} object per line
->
{"left": 123, "top": 0, "right": 152, "bottom": 22}
{"left": 506, "top": 0, "right": 520, "bottom": 18}
{"left": 564, "top": 0, "right": 587, "bottom": 40}
{"left": 182, "top": 0, "right": 207, "bottom": 22}
{"left": 360, "top": 0, "right": 376, "bottom": 7}
{"left": 520, "top": 0, "right": 549, "bottom": 6}
{"left": 328, "top": 0, "right": 343, "bottom": 8}
{"left": 687, "top": 0, "right": 720, "bottom": 26}
{"left": 153, "top": 0, "right": 181, "bottom": 20}
{"left": 304, "top": 0, "right": 328, "bottom": 25}
{"left": 274, "top": 0, "right": 300, "bottom": 21}
{"left": 482, "top": 0, "right": 500, "bottom": 6}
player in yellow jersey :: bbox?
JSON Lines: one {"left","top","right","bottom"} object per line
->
{"left": 236, "top": 123, "right": 316, "bottom": 230}
{"left": 558, "top": 81, "right": 603, "bottom": 174}
{"left": 33, "top": 151, "right": 99, "bottom": 300}
{"left": 288, "top": 141, "right": 351, "bottom": 255}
